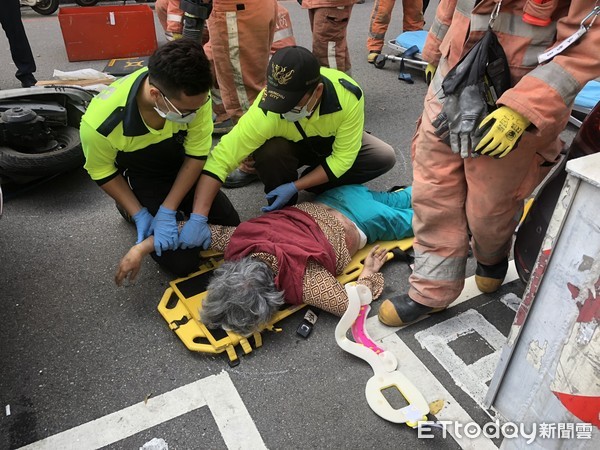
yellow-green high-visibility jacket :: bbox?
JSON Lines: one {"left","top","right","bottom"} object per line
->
{"left": 203, "top": 67, "right": 365, "bottom": 183}
{"left": 80, "top": 68, "right": 213, "bottom": 185}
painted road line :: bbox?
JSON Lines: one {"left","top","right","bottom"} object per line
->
{"left": 415, "top": 309, "right": 506, "bottom": 409}
{"left": 20, "top": 371, "right": 266, "bottom": 450}
{"left": 499, "top": 292, "right": 521, "bottom": 312}
{"left": 382, "top": 334, "right": 498, "bottom": 450}
{"left": 202, "top": 371, "right": 268, "bottom": 450}
{"left": 368, "top": 261, "right": 519, "bottom": 341}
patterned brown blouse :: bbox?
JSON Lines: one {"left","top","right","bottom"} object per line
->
{"left": 209, "top": 202, "right": 384, "bottom": 316}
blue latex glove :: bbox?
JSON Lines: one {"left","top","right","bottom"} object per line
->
{"left": 152, "top": 205, "right": 179, "bottom": 256}
{"left": 261, "top": 182, "right": 298, "bottom": 212}
{"left": 132, "top": 207, "right": 154, "bottom": 244}
{"left": 179, "top": 213, "right": 211, "bottom": 250}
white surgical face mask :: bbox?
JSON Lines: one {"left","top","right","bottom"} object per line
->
{"left": 154, "top": 102, "right": 197, "bottom": 124}
{"left": 282, "top": 90, "right": 316, "bottom": 122}
{"left": 153, "top": 88, "right": 198, "bottom": 124}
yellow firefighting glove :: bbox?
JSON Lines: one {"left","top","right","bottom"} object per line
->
{"left": 165, "top": 32, "right": 183, "bottom": 41}
{"left": 474, "top": 106, "right": 530, "bottom": 158}
{"left": 425, "top": 63, "right": 436, "bottom": 85}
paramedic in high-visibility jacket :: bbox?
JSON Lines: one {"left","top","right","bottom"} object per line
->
{"left": 176, "top": 45, "right": 396, "bottom": 251}
{"left": 80, "top": 39, "right": 240, "bottom": 277}
{"left": 378, "top": 0, "right": 600, "bottom": 327}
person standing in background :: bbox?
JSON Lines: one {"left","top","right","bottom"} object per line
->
{"left": 221, "top": 0, "right": 298, "bottom": 188}
{"left": 205, "top": 0, "right": 278, "bottom": 188}
{"left": 0, "top": 0, "right": 37, "bottom": 88}
{"left": 300, "top": 0, "right": 356, "bottom": 74}
{"left": 206, "top": 0, "right": 277, "bottom": 132}
{"left": 367, "top": 0, "right": 425, "bottom": 63}
{"left": 155, "top": 0, "right": 184, "bottom": 41}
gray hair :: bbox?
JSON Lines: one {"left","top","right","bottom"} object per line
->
{"left": 201, "top": 257, "right": 285, "bottom": 335}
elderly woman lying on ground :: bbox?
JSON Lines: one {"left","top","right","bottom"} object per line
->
{"left": 115, "top": 185, "right": 413, "bottom": 335}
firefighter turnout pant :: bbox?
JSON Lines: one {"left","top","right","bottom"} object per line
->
{"left": 367, "top": 0, "right": 424, "bottom": 53}
{"left": 408, "top": 66, "right": 563, "bottom": 309}
{"left": 205, "top": 0, "right": 277, "bottom": 123}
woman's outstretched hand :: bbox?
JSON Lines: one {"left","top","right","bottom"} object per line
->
{"left": 115, "top": 245, "right": 144, "bottom": 286}
{"left": 360, "top": 245, "right": 389, "bottom": 279}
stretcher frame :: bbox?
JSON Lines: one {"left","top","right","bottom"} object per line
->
{"left": 158, "top": 238, "right": 414, "bottom": 366}
{"left": 373, "top": 39, "right": 429, "bottom": 72}
{"left": 569, "top": 79, "right": 600, "bottom": 128}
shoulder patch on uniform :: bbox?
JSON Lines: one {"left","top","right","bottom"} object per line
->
{"left": 339, "top": 79, "right": 363, "bottom": 100}
{"left": 97, "top": 107, "right": 125, "bottom": 137}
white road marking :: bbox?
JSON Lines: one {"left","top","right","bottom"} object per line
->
{"left": 202, "top": 372, "right": 267, "bottom": 450}
{"left": 367, "top": 261, "right": 519, "bottom": 341}
{"left": 381, "top": 334, "right": 498, "bottom": 450}
{"left": 19, "top": 371, "right": 265, "bottom": 450}
{"left": 499, "top": 292, "right": 521, "bottom": 312}
{"left": 415, "top": 309, "right": 506, "bottom": 408}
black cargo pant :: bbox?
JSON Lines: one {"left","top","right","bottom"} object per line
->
{"left": 252, "top": 131, "right": 396, "bottom": 202}
{"left": 117, "top": 140, "right": 240, "bottom": 277}
{"left": 125, "top": 173, "right": 240, "bottom": 276}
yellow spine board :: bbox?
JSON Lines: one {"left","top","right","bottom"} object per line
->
{"left": 157, "top": 238, "right": 414, "bottom": 365}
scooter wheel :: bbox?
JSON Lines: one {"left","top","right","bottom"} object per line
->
{"left": 0, "top": 127, "right": 83, "bottom": 177}
{"left": 31, "top": 0, "right": 59, "bottom": 15}
{"left": 75, "top": 0, "right": 100, "bottom": 6}
{"left": 374, "top": 55, "right": 387, "bottom": 69}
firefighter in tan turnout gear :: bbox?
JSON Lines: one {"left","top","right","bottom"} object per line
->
{"left": 300, "top": 0, "right": 357, "bottom": 73}
{"left": 155, "top": 0, "right": 184, "bottom": 41}
{"left": 378, "top": 0, "right": 600, "bottom": 327}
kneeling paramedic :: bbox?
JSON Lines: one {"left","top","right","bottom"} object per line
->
{"left": 80, "top": 39, "right": 240, "bottom": 276}
{"left": 178, "top": 45, "right": 396, "bottom": 250}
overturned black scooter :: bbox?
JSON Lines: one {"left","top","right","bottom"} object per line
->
{"left": 0, "top": 85, "right": 94, "bottom": 187}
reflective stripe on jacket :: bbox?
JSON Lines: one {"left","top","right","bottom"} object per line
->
{"left": 301, "top": 0, "right": 356, "bottom": 8}
{"left": 155, "top": 0, "right": 184, "bottom": 34}
{"left": 271, "top": 2, "right": 297, "bottom": 53}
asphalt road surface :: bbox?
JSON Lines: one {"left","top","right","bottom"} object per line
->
{"left": 0, "top": 2, "right": 581, "bottom": 449}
